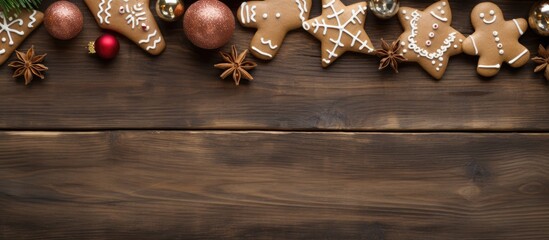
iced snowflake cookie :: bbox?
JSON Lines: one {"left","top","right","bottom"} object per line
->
{"left": 84, "top": 0, "right": 166, "bottom": 55}
{"left": 462, "top": 2, "right": 529, "bottom": 77}
{"left": 397, "top": 0, "right": 465, "bottom": 79}
{"left": 0, "top": 10, "right": 43, "bottom": 66}
{"left": 303, "top": 0, "right": 375, "bottom": 68}
{"left": 237, "top": 0, "right": 312, "bottom": 60}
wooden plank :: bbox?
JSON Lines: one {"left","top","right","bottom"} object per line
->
{"left": 1, "top": 131, "right": 548, "bottom": 239}
{"left": 0, "top": 0, "right": 548, "bottom": 131}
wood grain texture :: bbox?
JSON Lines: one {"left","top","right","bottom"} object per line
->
{"left": 1, "top": 131, "right": 548, "bottom": 239}
{"left": 0, "top": 0, "right": 548, "bottom": 131}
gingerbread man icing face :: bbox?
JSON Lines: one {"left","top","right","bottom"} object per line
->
{"left": 237, "top": 0, "right": 312, "bottom": 60}
{"left": 463, "top": 2, "right": 529, "bottom": 77}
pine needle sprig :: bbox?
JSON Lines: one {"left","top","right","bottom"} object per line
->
{"left": 0, "top": 0, "right": 42, "bottom": 15}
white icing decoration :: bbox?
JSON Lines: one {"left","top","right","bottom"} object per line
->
{"left": 479, "top": 64, "right": 501, "bottom": 69}
{"left": 513, "top": 19, "right": 524, "bottom": 35}
{"left": 302, "top": 22, "right": 310, "bottom": 30}
{"left": 430, "top": 11, "right": 448, "bottom": 22}
{"left": 275, "top": 13, "right": 281, "bottom": 19}
{"left": 482, "top": 14, "right": 496, "bottom": 24}
{"left": 497, "top": 43, "right": 503, "bottom": 49}
{"left": 0, "top": 49, "right": 4, "bottom": 54}
{"left": 28, "top": 10, "right": 37, "bottom": 28}
{"left": 499, "top": 50, "right": 504, "bottom": 55}
{"left": 402, "top": 10, "right": 406, "bottom": 14}
{"left": 431, "top": 60, "right": 436, "bottom": 65}
{"left": 489, "top": 10, "right": 495, "bottom": 15}
{"left": 508, "top": 49, "right": 528, "bottom": 64}
{"left": 240, "top": 2, "right": 247, "bottom": 23}
{"left": 442, "top": 2, "right": 446, "bottom": 6}
{"left": 260, "top": 37, "right": 278, "bottom": 50}
{"left": 495, "top": 37, "right": 500, "bottom": 42}
{"left": 295, "top": 0, "right": 308, "bottom": 22}
{"left": 406, "top": 11, "right": 457, "bottom": 62}
{"left": 262, "top": 13, "right": 268, "bottom": 19}
{"left": 480, "top": 13, "right": 485, "bottom": 18}
{"left": 453, "top": 44, "right": 458, "bottom": 48}
{"left": 146, "top": 36, "right": 162, "bottom": 51}
{"left": 492, "top": 31, "right": 498, "bottom": 36}
{"left": 309, "top": 0, "right": 373, "bottom": 64}
{"left": 250, "top": 5, "right": 257, "bottom": 22}
{"left": 123, "top": 0, "right": 147, "bottom": 29}
{"left": 252, "top": 46, "right": 273, "bottom": 58}
{"left": 1, "top": 37, "right": 5, "bottom": 42}
{"left": 323, "top": 59, "right": 331, "bottom": 64}
{"left": 0, "top": 11, "right": 24, "bottom": 48}
{"left": 429, "top": 32, "right": 435, "bottom": 38}
{"left": 139, "top": 30, "right": 157, "bottom": 44}
{"left": 97, "top": 0, "right": 112, "bottom": 24}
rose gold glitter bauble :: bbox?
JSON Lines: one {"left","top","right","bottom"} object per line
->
{"left": 44, "top": 1, "right": 84, "bottom": 40}
{"left": 183, "top": 0, "right": 235, "bottom": 49}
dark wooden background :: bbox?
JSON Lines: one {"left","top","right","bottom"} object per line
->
{"left": 1, "top": 0, "right": 548, "bottom": 239}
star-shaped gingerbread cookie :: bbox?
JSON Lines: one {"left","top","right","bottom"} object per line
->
{"left": 237, "top": 0, "right": 312, "bottom": 60}
{"left": 0, "top": 10, "right": 43, "bottom": 66}
{"left": 462, "top": 2, "right": 529, "bottom": 77}
{"left": 397, "top": 0, "right": 465, "bottom": 79}
{"left": 303, "top": 0, "right": 375, "bottom": 68}
{"left": 85, "top": 0, "right": 166, "bottom": 55}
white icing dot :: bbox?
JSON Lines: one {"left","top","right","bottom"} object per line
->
{"left": 432, "top": 60, "right": 436, "bottom": 65}
{"left": 429, "top": 32, "right": 435, "bottom": 38}
{"left": 8, "top": 17, "right": 12, "bottom": 21}
{"left": 401, "top": 41, "right": 406, "bottom": 46}
{"left": 497, "top": 43, "right": 503, "bottom": 49}
{"left": 436, "top": 67, "right": 441, "bottom": 71}
{"left": 495, "top": 37, "right": 500, "bottom": 42}
{"left": 489, "top": 10, "right": 495, "bottom": 15}
{"left": 459, "top": 39, "right": 463, "bottom": 43}
{"left": 499, "top": 50, "right": 505, "bottom": 55}
{"left": 405, "top": 16, "right": 410, "bottom": 20}
{"left": 439, "top": 63, "right": 443, "bottom": 67}
{"left": 119, "top": 6, "right": 125, "bottom": 14}
{"left": 403, "top": 49, "right": 408, "bottom": 53}
{"left": 425, "top": 40, "right": 432, "bottom": 46}
{"left": 442, "top": 2, "right": 446, "bottom": 6}
{"left": 480, "top": 13, "right": 485, "bottom": 18}
{"left": 454, "top": 45, "right": 458, "bottom": 49}
{"left": 402, "top": 10, "right": 407, "bottom": 14}
{"left": 262, "top": 13, "right": 268, "bottom": 19}
{"left": 433, "top": 23, "right": 439, "bottom": 30}
{"left": 1, "top": 37, "right": 5, "bottom": 42}
{"left": 493, "top": 31, "right": 498, "bottom": 36}
{"left": 437, "top": 6, "right": 441, "bottom": 10}
{"left": 440, "top": 10, "right": 445, "bottom": 14}
{"left": 438, "top": 57, "right": 444, "bottom": 61}
{"left": 275, "top": 13, "right": 281, "bottom": 18}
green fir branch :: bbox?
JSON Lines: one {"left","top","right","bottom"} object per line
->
{"left": 0, "top": 0, "right": 42, "bottom": 15}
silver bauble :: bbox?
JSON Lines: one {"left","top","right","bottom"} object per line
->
{"left": 369, "top": 0, "right": 399, "bottom": 19}
{"left": 156, "top": 0, "right": 184, "bottom": 22}
{"left": 529, "top": 0, "right": 549, "bottom": 36}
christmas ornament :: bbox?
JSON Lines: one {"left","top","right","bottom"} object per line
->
{"left": 376, "top": 39, "right": 406, "bottom": 73}
{"left": 0, "top": 10, "right": 43, "bottom": 66}
{"left": 529, "top": 1, "right": 549, "bottom": 36}
{"left": 84, "top": 0, "right": 166, "bottom": 55}
{"left": 88, "top": 33, "right": 120, "bottom": 60}
{"left": 184, "top": 0, "right": 235, "bottom": 49}
{"left": 156, "top": 0, "right": 184, "bottom": 22}
{"left": 532, "top": 44, "right": 549, "bottom": 80}
{"left": 396, "top": 0, "right": 465, "bottom": 80}
{"left": 302, "top": 0, "right": 375, "bottom": 68}
{"left": 369, "top": 0, "right": 399, "bottom": 19}
{"left": 8, "top": 46, "right": 48, "bottom": 85}
{"left": 44, "top": 1, "right": 83, "bottom": 40}
{"left": 463, "top": 2, "right": 529, "bottom": 77}
{"left": 236, "top": 0, "right": 312, "bottom": 60}
{"left": 214, "top": 45, "right": 257, "bottom": 85}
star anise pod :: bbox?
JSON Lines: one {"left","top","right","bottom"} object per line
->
{"left": 8, "top": 46, "right": 48, "bottom": 85}
{"left": 375, "top": 39, "right": 407, "bottom": 73}
{"left": 214, "top": 45, "right": 257, "bottom": 86}
{"left": 532, "top": 44, "right": 549, "bottom": 80}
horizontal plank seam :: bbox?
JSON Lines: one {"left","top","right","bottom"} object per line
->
{"left": 1, "top": 129, "right": 549, "bottom": 134}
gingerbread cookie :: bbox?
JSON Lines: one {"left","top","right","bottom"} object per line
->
{"left": 462, "top": 2, "right": 529, "bottom": 77}
{"left": 302, "top": 0, "right": 375, "bottom": 68}
{"left": 0, "top": 10, "right": 43, "bottom": 66}
{"left": 84, "top": 0, "right": 166, "bottom": 55}
{"left": 237, "top": 0, "right": 312, "bottom": 60}
{"left": 397, "top": 0, "right": 465, "bottom": 80}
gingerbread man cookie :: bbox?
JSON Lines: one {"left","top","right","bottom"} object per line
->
{"left": 397, "top": 0, "right": 465, "bottom": 80}
{"left": 237, "top": 0, "right": 312, "bottom": 60}
{"left": 84, "top": 0, "right": 166, "bottom": 55}
{"left": 303, "top": 0, "right": 375, "bottom": 68}
{"left": 0, "top": 10, "right": 43, "bottom": 66}
{"left": 463, "top": 2, "right": 529, "bottom": 77}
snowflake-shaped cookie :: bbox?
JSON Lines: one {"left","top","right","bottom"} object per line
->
{"left": 397, "top": 0, "right": 465, "bottom": 79}
{"left": 0, "top": 10, "right": 43, "bottom": 66}
{"left": 303, "top": 0, "right": 374, "bottom": 68}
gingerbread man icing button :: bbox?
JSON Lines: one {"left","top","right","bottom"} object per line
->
{"left": 237, "top": 0, "right": 312, "bottom": 60}
{"left": 85, "top": 0, "right": 166, "bottom": 55}
{"left": 463, "top": 2, "right": 530, "bottom": 77}
{"left": 396, "top": 0, "right": 465, "bottom": 80}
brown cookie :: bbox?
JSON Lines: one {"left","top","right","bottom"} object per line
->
{"left": 85, "top": 0, "right": 166, "bottom": 55}
{"left": 237, "top": 0, "right": 312, "bottom": 60}
{"left": 0, "top": 10, "right": 43, "bottom": 66}
{"left": 463, "top": 2, "right": 529, "bottom": 77}
{"left": 303, "top": 0, "right": 375, "bottom": 68}
{"left": 397, "top": 0, "right": 465, "bottom": 80}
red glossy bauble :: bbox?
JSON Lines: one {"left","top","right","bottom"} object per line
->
{"left": 183, "top": 0, "right": 235, "bottom": 49}
{"left": 95, "top": 34, "right": 120, "bottom": 60}
{"left": 44, "top": 1, "right": 83, "bottom": 40}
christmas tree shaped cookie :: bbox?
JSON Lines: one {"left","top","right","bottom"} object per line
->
{"left": 396, "top": 0, "right": 465, "bottom": 79}
{"left": 237, "top": 0, "right": 312, "bottom": 60}
{"left": 462, "top": 2, "right": 529, "bottom": 77}
{"left": 84, "top": 0, "right": 166, "bottom": 55}
{"left": 303, "top": 0, "right": 375, "bottom": 68}
{"left": 0, "top": 10, "right": 43, "bottom": 66}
